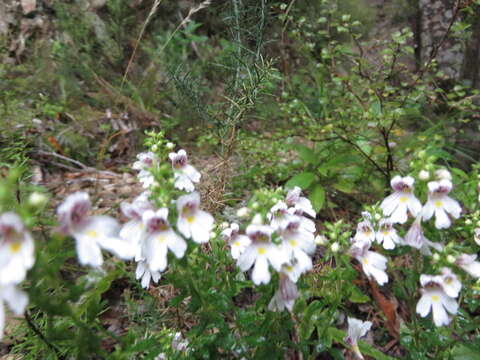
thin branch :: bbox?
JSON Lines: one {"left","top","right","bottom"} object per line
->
{"left": 333, "top": 131, "right": 389, "bottom": 179}
{"left": 35, "top": 151, "right": 117, "bottom": 176}
{"left": 121, "top": 0, "right": 163, "bottom": 88}
{"left": 25, "top": 311, "right": 64, "bottom": 358}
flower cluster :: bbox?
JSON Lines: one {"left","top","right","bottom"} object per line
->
{"left": 56, "top": 145, "right": 214, "bottom": 289}
{"left": 0, "top": 212, "right": 33, "bottom": 339}
{"left": 348, "top": 213, "right": 391, "bottom": 285}
{"left": 225, "top": 186, "right": 317, "bottom": 312}
{"left": 416, "top": 268, "right": 460, "bottom": 326}
{"left": 347, "top": 170, "right": 480, "bottom": 327}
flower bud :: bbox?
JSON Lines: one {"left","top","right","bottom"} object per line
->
{"left": 220, "top": 222, "right": 229, "bottom": 230}
{"left": 374, "top": 213, "right": 381, "bottom": 221}
{"left": 432, "top": 253, "right": 440, "bottom": 262}
{"left": 465, "top": 219, "right": 472, "bottom": 225}
{"left": 151, "top": 144, "right": 158, "bottom": 152}
{"left": 166, "top": 142, "right": 175, "bottom": 150}
{"left": 251, "top": 213, "right": 263, "bottom": 225}
{"left": 28, "top": 192, "right": 48, "bottom": 207}
{"left": 331, "top": 242, "right": 340, "bottom": 253}
{"left": 315, "top": 235, "right": 327, "bottom": 245}
{"left": 418, "top": 170, "right": 430, "bottom": 181}
{"left": 435, "top": 168, "right": 451, "bottom": 181}
{"left": 236, "top": 207, "right": 250, "bottom": 218}
{"left": 251, "top": 202, "right": 259, "bottom": 210}
{"left": 446, "top": 255, "right": 456, "bottom": 264}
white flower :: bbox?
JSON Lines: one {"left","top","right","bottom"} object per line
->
{"left": 176, "top": 192, "right": 214, "bottom": 244}
{"left": 133, "top": 152, "right": 157, "bottom": 189}
{"left": 440, "top": 267, "right": 461, "bottom": 298}
{"left": 416, "top": 274, "right": 458, "bottom": 327}
{"left": 287, "top": 207, "right": 316, "bottom": 233}
{"left": 57, "top": 192, "right": 135, "bottom": 267}
{"left": 375, "top": 218, "right": 402, "bottom": 250}
{"left": 136, "top": 260, "right": 161, "bottom": 288}
{"left": 222, "top": 223, "right": 251, "bottom": 260}
{"left": 119, "top": 194, "right": 153, "bottom": 261}
{"left": 380, "top": 175, "right": 422, "bottom": 224}
{"left": 344, "top": 317, "right": 372, "bottom": 360}
{"left": 349, "top": 240, "right": 388, "bottom": 285}
{"left": 354, "top": 219, "right": 375, "bottom": 244}
{"left": 278, "top": 216, "right": 315, "bottom": 272}
{"left": 455, "top": 254, "right": 480, "bottom": 278}
{"left": 141, "top": 209, "right": 187, "bottom": 272}
{"left": 0, "top": 213, "right": 35, "bottom": 285}
{"left": 0, "top": 284, "right": 28, "bottom": 340}
{"left": 171, "top": 332, "right": 189, "bottom": 352}
{"left": 268, "top": 275, "right": 299, "bottom": 312}
{"left": 404, "top": 216, "right": 443, "bottom": 255}
{"left": 169, "top": 149, "right": 201, "bottom": 192}
{"left": 268, "top": 201, "right": 293, "bottom": 230}
{"left": 280, "top": 261, "right": 305, "bottom": 283}
{"left": 285, "top": 186, "right": 316, "bottom": 218}
{"left": 422, "top": 180, "right": 461, "bottom": 229}
{"left": 237, "top": 225, "right": 289, "bottom": 285}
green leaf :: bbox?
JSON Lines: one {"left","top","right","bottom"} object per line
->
{"left": 452, "top": 344, "right": 480, "bottom": 360}
{"left": 296, "top": 144, "right": 317, "bottom": 165}
{"left": 300, "top": 300, "right": 323, "bottom": 339}
{"left": 310, "top": 184, "right": 325, "bottom": 212}
{"left": 286, "top": 172, "right": 316, "bottom": 189}
{"left": 333, "top": 179, "right": 355, "bottom": 194}
{"left": 349, "top": 286, "right": 370, "bottom": 303}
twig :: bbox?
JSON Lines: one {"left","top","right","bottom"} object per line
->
{"left": 35, "top": 151, "right": 117, "bottom": 176}
{"left": 121, "top": 0, "right": 163, "bottom": 88}
{"left": 25, "top": 311, "right": 64, "bottom": 358}
{"left": 333, "top": 130, "right": 389, "bottom": 180}
{"left": 37, "top": 150, "right": 88, "bottom": 169}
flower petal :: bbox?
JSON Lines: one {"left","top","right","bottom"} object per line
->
{"left": 2, "top": 285, "right": 28, "bottom": 315}
{"left": 416, "top": 293, "right": 432, "bottom": 317}
{"left": 252, "top": 256, "right": 270, "bottom": 285}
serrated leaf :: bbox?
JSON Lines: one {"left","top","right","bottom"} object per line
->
{"left": 310, "top": 184, "right": 325, "bottom": 212}
{"left": 286, "top": 172, "right": 316, "bottom": 189}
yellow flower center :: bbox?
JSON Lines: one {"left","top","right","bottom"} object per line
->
{"left": 9, "top": 242, "right": 22, "bottom": 253}
{"left": 399, "top": 196, "right": 408, "bottom": 203}
{"left": 289, "top": 239, "right": 298, "bottom": 247}
{"left": 233, "top": 241, "right": 241, "bottom": 247}
{"left": 431, "top": 295, "right": 440, "bottom": 302}
{"left": 434, "top": 200, "right": 443, "bottom": 208}
{"left": 363, "top": 258, "right": 369, "bottom": 265}
{"left": 186, "top": 216, "right": 195, "bottom": 224}
{"left": 86, "top": 230, "right": 99, "bottom": 238}
{"left": 257, "top": 247, "right": 266, "bottom": 255}
{"left": 157, "top": 235, "right": 166, "bottom": 243}
{"left": 444, "top": 277, "right": 452, "bottom": 284}
{"left": 382, "top": 231, "right": 389, "bottom": 236}
{"left": 285, "top": 265, "right": 293, "bottom": 272}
